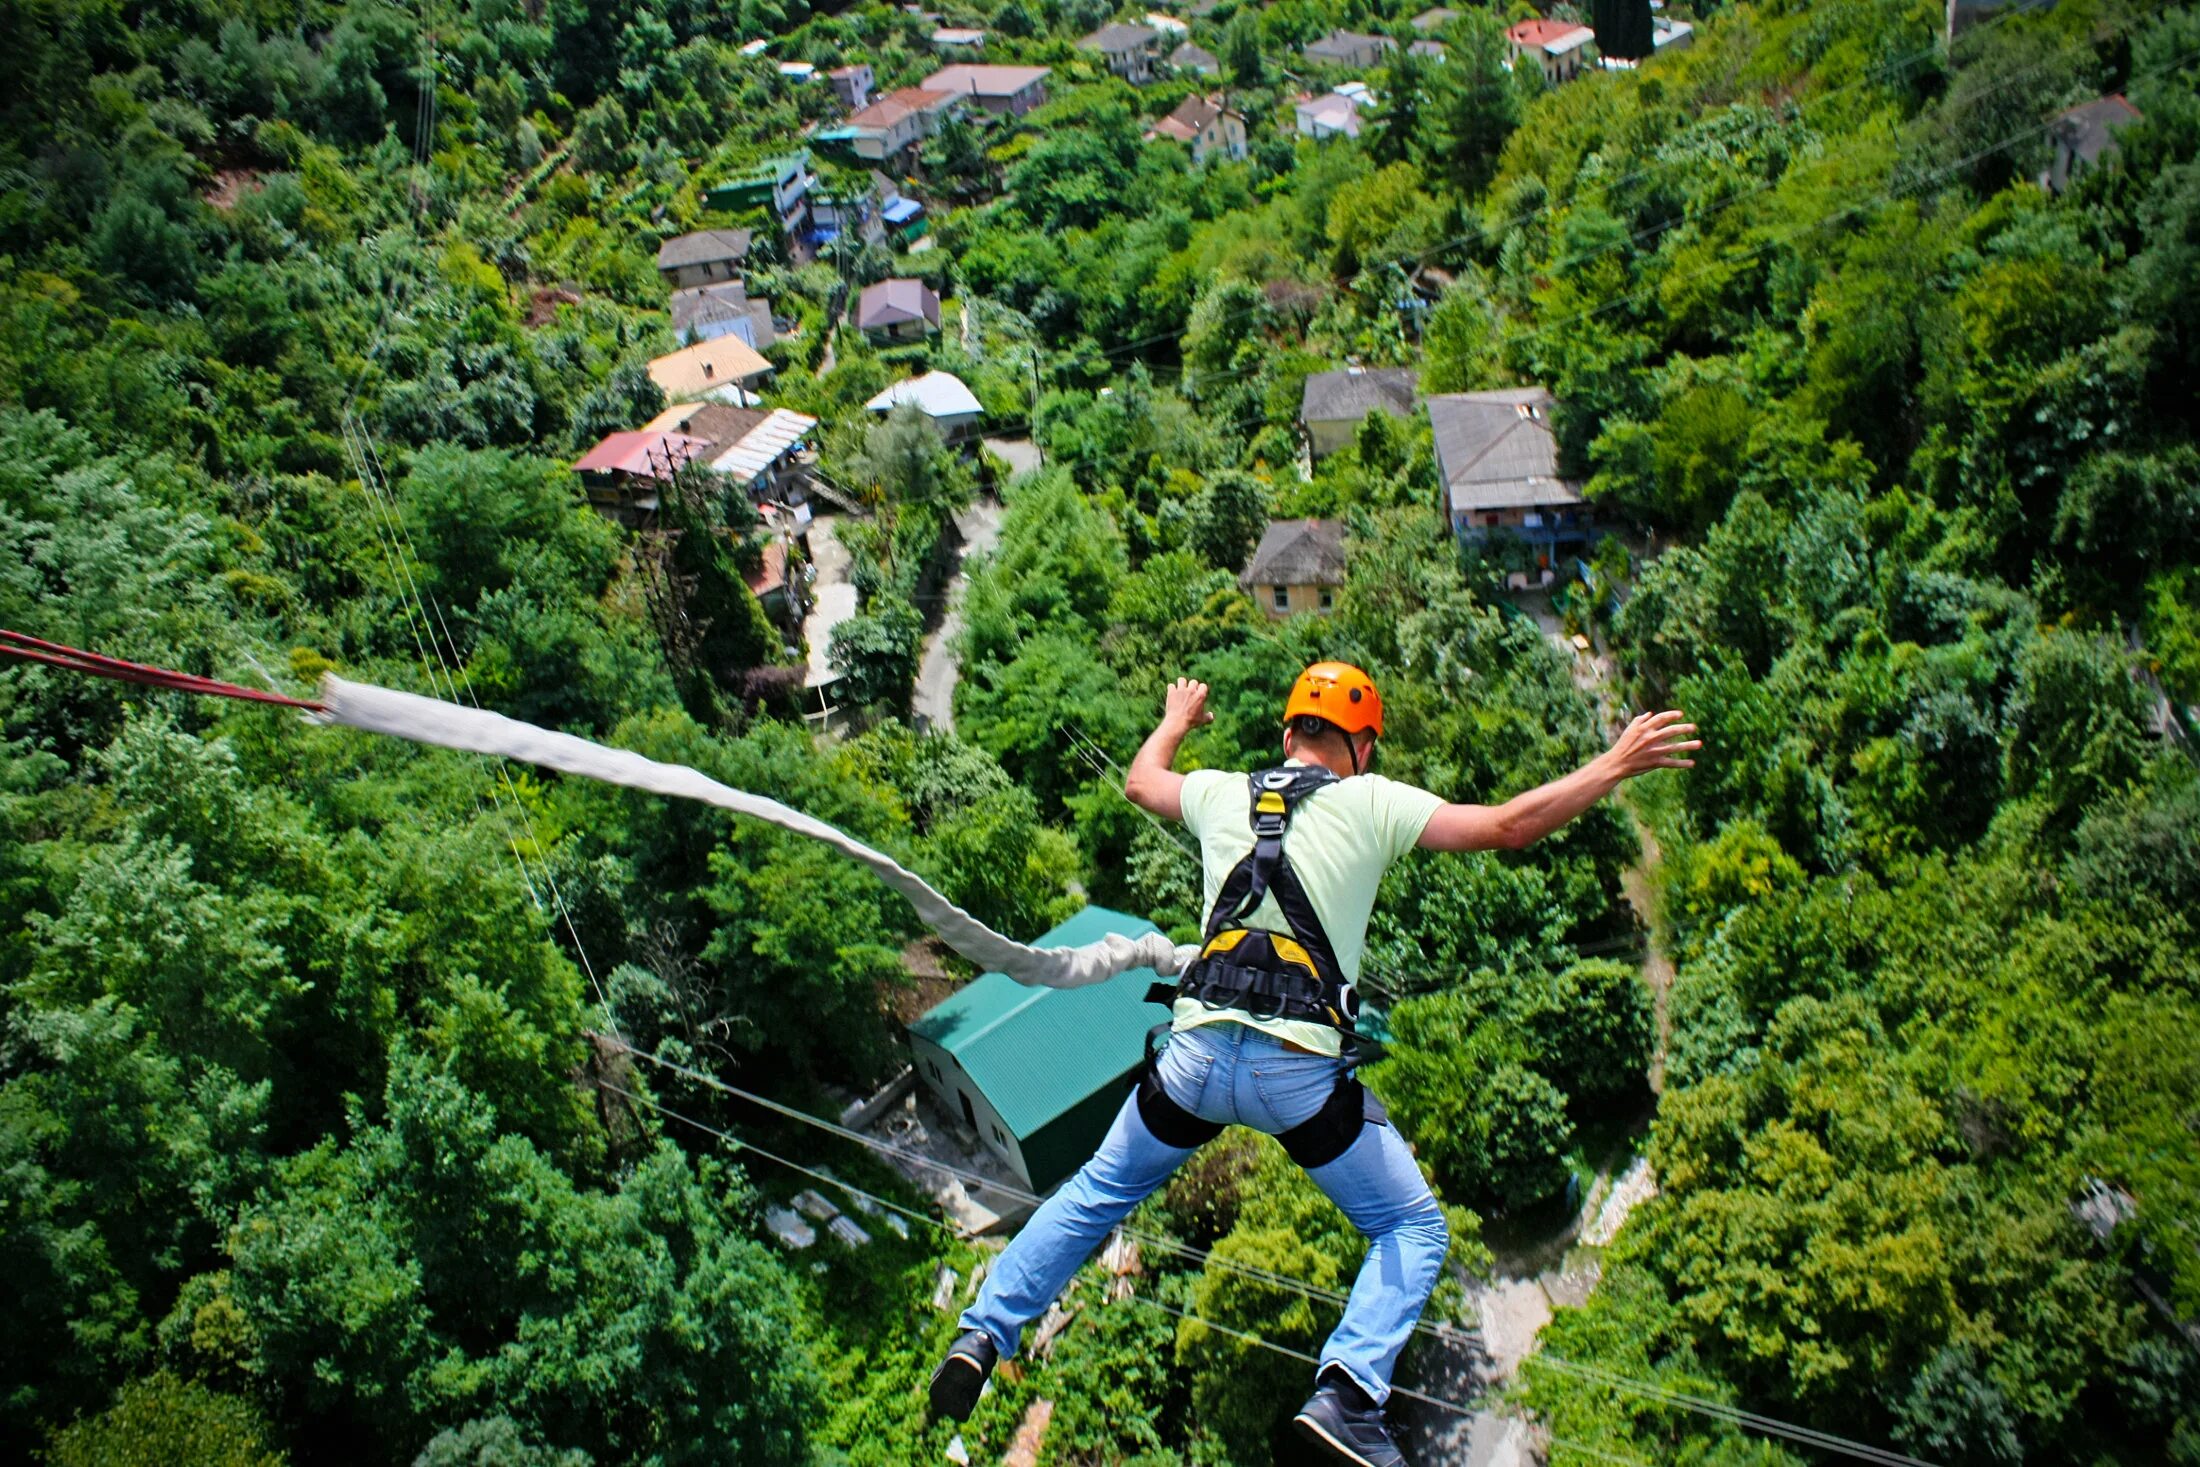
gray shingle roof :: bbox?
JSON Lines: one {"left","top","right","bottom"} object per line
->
{"left": 1411, "top": 6, "right": 1458, "bottom": 29}
{"left": 668, "top": 281, "right": 752, "bottom": 335}
{"left": 1304, "top": 29, "right": 1391, "bottom": 62}
{"left": 655, "top": 228, "right": 753, "bottom": 271}
{"left": 2053, "top": 94, "right": 2143, "bottom": 166}
{"left": 1429, "top": 388, "right": 1584, "bottom": 513}
{"left": 1240, "top": 518, "right": 1346, "bottom": 589}
{"left": 1170, "top": 41, "right": 1219, "bottom": 71}
{"left": 1301, "top": 366, "right": 1418, "bottom": 424}
{"left": 1083, "top": 21, "right": 1158, "bottom": 52}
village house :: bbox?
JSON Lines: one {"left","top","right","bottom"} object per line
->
{"left": 827, "top": 63, "right": 874, "bottom": 110}
{"left": 1410, "top": 39, "right": 1448, "bottom": 61}
{"left": 842, "top": 87, "right": 961, "bottom": 162}
{"left": 1300, "top": 365, "right": 1418, "bottom": 458}
{"left": 647, "top": 337, "right": 774, "bottom": 405}
{"left": 855, "top": 278, "right": 941, "bottom": 342}
{"left": 1411, "top": 6, "right": 1457, "bottom": 30}
{"left": 704, "top": 154, "right": 817, "bottom": 252}
{"left": 643, "top": 401, "right": 819, "bottom": 506}
{"left": 571, "top": 429, "right": 709, "bottom": 528}
{"left": 2045, "top": 95, "right": 2143, "bottom": 193}
{"left": 668, "top": 280, "right": 775, "bottom": 350}
{"left": 1241, "top": 518, "right": 1347, "bottom": 617}
{"left": 921, "top": 63, "right": 1051, "bottom": 115}
{"left": 654, "top": 229, "right": 751, "bottom": 291}
{"left": 1506, "top": 18, "right": 1598, "bottom": 84}
{"left": 1169, "top": 40, "right": 1220, "bottom": 75}
{"left": 1144, "top": 10, "right": 1189, "bottom": 35}
{"left": 1080, "top": 22, "right": 1162, "bottom": 84}
{"left": 1295, "top": 88, "right": 1370, "bottom": 141}
{"left": 931, "top": 26, "right": 986, "bottom": 50}
{"left": 1302, "top": 29, "right": 1394, "bottom": 69}
{"left": 1147, "top": 94, "right": 1247, "bottom": 165}
{"left": 866, "top": 371, "right": 983, "bottom": 441}
{"left": 907, "top": 906, "right": 1172, "bottom": 1194}
{"left": 1430, "top": 387, "right": 1591, "bottom": 567}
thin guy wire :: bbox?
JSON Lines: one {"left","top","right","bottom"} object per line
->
{"left": 597, "top": 1079, "right": 1597, "bottom": 1450}
{"left": 606, "top": 1035, "right": 1941, "bottom": 1465}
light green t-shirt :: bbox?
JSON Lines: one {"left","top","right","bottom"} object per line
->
{"left": 1173, "top": 761, "right": 1446, "bottom": 1057}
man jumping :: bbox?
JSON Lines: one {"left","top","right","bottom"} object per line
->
{"left": 931, "top": 661, "right": 1698, "bottom": 1465}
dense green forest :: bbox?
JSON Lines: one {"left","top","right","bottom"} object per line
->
{"left": 2, "top": 0, "right": 2196, "bottom": 1461}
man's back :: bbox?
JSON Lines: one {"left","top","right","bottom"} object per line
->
{"left": 1175, "top": 762, "right": 1443, "bottom": 1054}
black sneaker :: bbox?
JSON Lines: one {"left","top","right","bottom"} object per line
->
{"left": 928, "top": 1328, "right": 999, "bottom": 1421}
{"left": 1293, "top": 1367, "right": 1406, "bottom": 1467}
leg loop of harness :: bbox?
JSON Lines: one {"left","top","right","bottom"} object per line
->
{"left": 1134, "top": 1024, "right": 1224, "bottom": 1150}
{"left": 1276, "top": 1072, "right": 1389, "bottom": 1170}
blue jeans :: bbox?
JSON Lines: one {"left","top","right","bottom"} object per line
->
{"left": 960, "top": 1021, "right": 1449, "bottom": 1405}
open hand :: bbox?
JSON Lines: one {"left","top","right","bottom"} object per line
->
{"left": 1163, "top": 677, "right": 1213, "bottom": 732}
{"left": 1606, "top": 709, "right": 1700, "bottom": 778}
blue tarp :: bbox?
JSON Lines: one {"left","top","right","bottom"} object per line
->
{"left": 881, "top": 197, "right": 925, "bottom": 224}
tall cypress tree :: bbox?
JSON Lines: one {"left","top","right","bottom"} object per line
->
{"left": 1592, "top": 0, "right": 1654, "bottom": 60}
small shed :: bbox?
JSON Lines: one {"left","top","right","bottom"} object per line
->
{"left": 907, "top": 906, "right": 1171, "bottom": 1193}
{"left": 866, "top": 371, "right": 983, "bottom": 441}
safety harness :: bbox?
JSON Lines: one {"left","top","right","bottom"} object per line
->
{"left": 1135, "top": 764, "right": 1388, "bottom": 1167}
{"left": 1144, "top": 764, "right": 1360, "bottom": 1030}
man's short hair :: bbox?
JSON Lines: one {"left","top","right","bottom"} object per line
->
{"left": 1288, "top": 713, "right": 1353, "bottom": 742}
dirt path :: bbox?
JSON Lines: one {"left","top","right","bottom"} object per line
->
{"left": 1619, "top": 816, "right": 1676, "bottom": 1093}
{"left": 911, "top": 497, "right": 1005, "bottom": 730}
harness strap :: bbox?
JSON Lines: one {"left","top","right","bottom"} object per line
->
{"left": 1176, "top": 764, "right": 1363, "bottom": 1031}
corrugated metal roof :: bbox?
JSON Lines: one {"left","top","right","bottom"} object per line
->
{"left": 572, "top": 430, "right": 710, "bottom": 479}
{"left": 866, "top": 371, "right": 981, "bottom": 419}
{"left": 710, "top": 408, "right": 818, "bottom": 483}
{"left": 908, "top": 906, "right": 1166, "bottom": 1137}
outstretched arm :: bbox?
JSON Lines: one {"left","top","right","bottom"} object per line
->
{"left": 1124, "top": 678, "right": 1213, "bottom": 821}
{"left": 1418, "top": 710, "right": 1700, "bottom": 853}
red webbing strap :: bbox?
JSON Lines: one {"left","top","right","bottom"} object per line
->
{"left": 0, "top": 629, "right": 326, "bottom": 711}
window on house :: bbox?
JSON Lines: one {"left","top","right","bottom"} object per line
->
{"left": 991, "top": 1125, "right": 1006, "bottom": 1146}
{"left": 1272, "top": 585, "right": 1289, "bottom": 610}
{"left": 1484, "top": 512, "right": 1501, "bottom": 527}
{"left": 1319, "top": 588, "right": 1335, "bottom": 610}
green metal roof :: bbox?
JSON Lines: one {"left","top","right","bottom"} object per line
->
{"left": 907, "top": 906, "right": 1165, "bottom": 1138}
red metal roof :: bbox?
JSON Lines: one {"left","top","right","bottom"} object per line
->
{"left": 572, "top": 430, "right": 710, "bottom": 479}
{"left": 1507, "top": 17, "right": 1592, "bottom": 49}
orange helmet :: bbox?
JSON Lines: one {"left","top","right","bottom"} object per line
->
{"left": 1284, "top": 661, "right": 1383, "bottom": 738}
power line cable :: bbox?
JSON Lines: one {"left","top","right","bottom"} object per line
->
{"left": 597, "top": 1077, "right": 1655, "bottom": 1466}
{"left": 605, "top": 1036, "right": 1940, "bottom": 1465}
